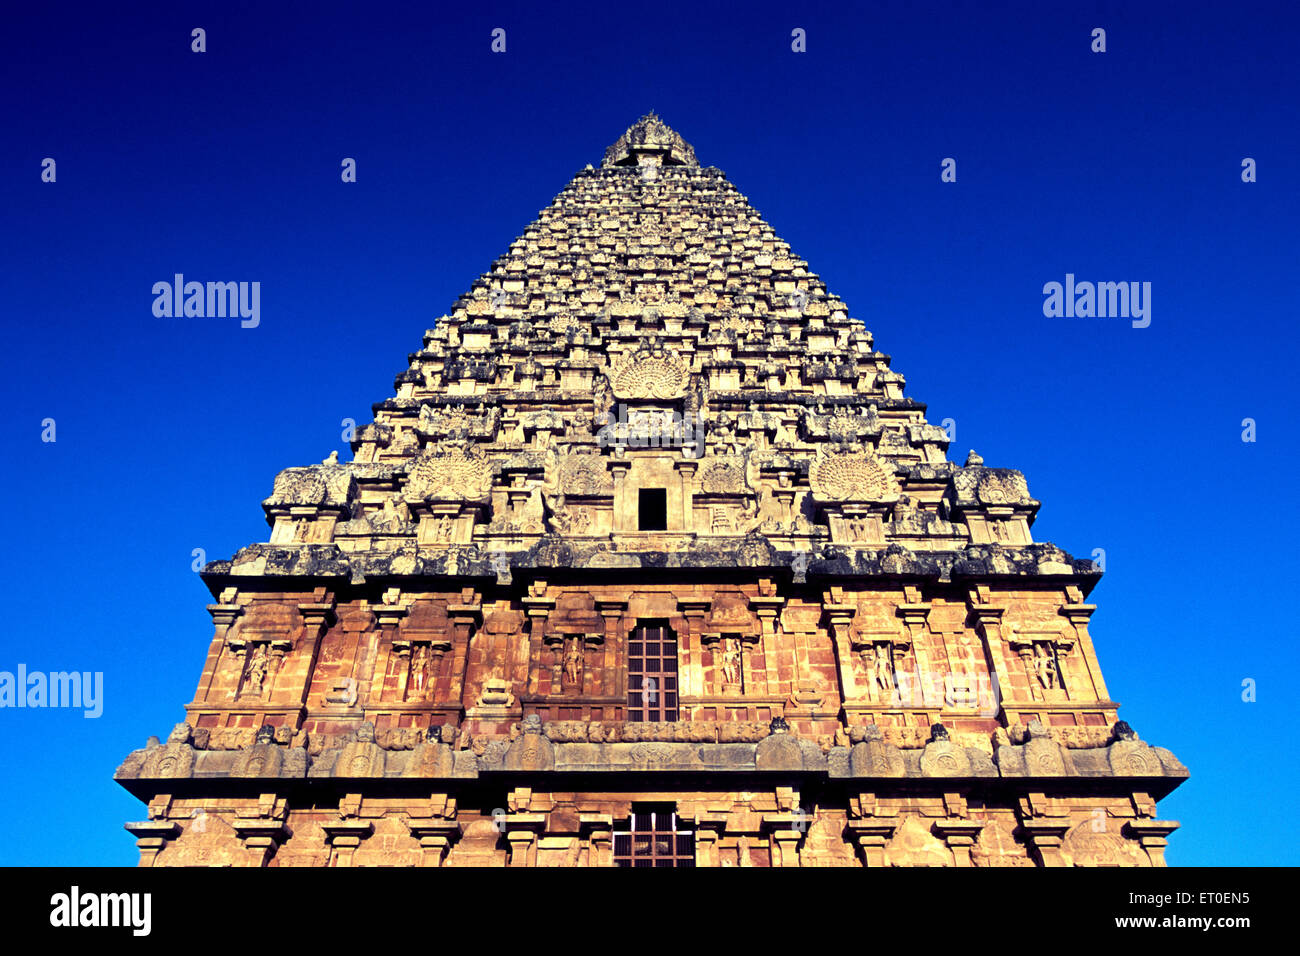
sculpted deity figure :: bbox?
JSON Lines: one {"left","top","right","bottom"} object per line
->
{"left": 411, "top": 644, "right": 432, "bottom": 699}
{"left": 873, "top": 644, "right": 895, "bottom": 691}
{"left": 335, "top": 720, "right": 385, "bottom": 777}
{"left": 711, "top": 412, "right": 737, "bottom": 452}
{"left": 1034, "top": 644, "right": 1057, "bottom": 690}
{"left": 734, "top": 500, "right": 763, "bottom": 535}
{"left": 721, "top": 637, "right": 743, "bottom": 686}
{"left": 563, "top": 636, "right": 584, "bottom": 687}
{"left": 245, "top": 645, "right": 269, "bottom": 696}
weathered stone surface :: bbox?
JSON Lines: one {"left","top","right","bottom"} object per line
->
{"left": 116, "top": 115, "right": 1186, "bottom": 867}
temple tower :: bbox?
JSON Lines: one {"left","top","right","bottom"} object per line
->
{"left": 117, "top": 114, "right": 1186, "bottom": 867}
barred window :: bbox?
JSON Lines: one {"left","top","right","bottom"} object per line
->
{"left": 613, "top": 807, "right": 694, "bottom": 867}
{"left": 626, "top": 620, "right": 678, "bottom": 721}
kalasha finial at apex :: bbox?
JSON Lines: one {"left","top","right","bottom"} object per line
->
{"left": 602, "top": 112, "right": 699, "bottom": 168}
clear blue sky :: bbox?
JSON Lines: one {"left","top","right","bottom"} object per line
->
{"left": 1, "top": 0, "right": 1295, "bottom": 865}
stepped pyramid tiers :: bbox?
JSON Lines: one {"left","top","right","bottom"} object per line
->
{"left": 116, "top": 113, "right": 1186, "bottom": 868}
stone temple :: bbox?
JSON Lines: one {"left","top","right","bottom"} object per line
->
{"left": 116, "top": 114, "right": 1187, "bottom": 867}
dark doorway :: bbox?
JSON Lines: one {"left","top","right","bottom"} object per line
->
{"left": 638, "top": 487, "right": 667, "bottom": 530}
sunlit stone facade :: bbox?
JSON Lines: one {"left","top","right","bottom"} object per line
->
{"left": 117, "top": 115, "right": 1186, "bottom": 867}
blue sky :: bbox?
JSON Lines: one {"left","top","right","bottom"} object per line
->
{"left": 1, "top": 0, "right": 1296, "bottom": 865}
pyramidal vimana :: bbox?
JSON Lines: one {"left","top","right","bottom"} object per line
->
{"left": 117, "top": 114, "right": 1186, "bottom": 867}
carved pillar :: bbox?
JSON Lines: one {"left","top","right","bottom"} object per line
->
{"left": 772, "top": 469, "right": 796, "bottom": 525}
{"left": 824, "top": 590, "right": 862, "bottom": 702}
{"left": 676, "top": 597, "right": 711, "bottom": 700}
{"left": 124, "top": 821, "right": 180, "bottom": 867}
{"left": 322, "top": 820, "right": 373, "bottom": 867}
{"left": 1060, "top": 594, "right": 1109, "bottom": 701}
{"left": 675, "top": 460, "right": 697, "bottom": 532}
{"left": 448, "top": 590, "right": 484, "bottom": 713}
{"left": 693, "top": 814, "right": 727, "bottom": 867}
{"left": 407, "top": 820, "right": 460, "bottom": 867}
{"left": 1019, "top": 820, "right": 1071, "bottom": 867}
{"left": 233, "top": 818, "right": 289, "bottom": 867}
{"left": 199, "top": 593, "right": 243, "bottom": 700}
{"left": 502, "top": 815, "right": 546, "bottom": 867}
{"left": 609, "top": 460, "right": 631, "bottom": 532}
{"left": 847, "top": 821, "right": 897, "bottom": 867}
{"left": 895, "top": 587, "right": 934, "bottom": 708}
{"left": 596, "top": 598, "right": 629, "bottom": 707}
{"left": 374, "top": 593, "right": 410, "bottom": 700}
{"left": 579, "top": 814, "right": 614, "bottom": 867}
{"left": 967, "top": 587, "right": 1010, "bottom": 720}
{"left": 933, "top": 820, "right": 984, "bottom": 867}
{"left": 297, "top": 592, "right": 338, "bottom": 708}
{"left": 750, "top": 587, "right": 784, "bottom": 701}
{"left": 762, "top": 812, "right": 807, "bottom": 867}
{"left": 1126, "top": 820, "right": 1180, "bottom": 867}
{"left": 522, "top": 584, "right": 556, "bottom": 695}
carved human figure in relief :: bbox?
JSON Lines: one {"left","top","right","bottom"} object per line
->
{"left": 711, "top": 412, "right": 737, "bottom": 453}
{"left": 563, "top": 636, "right": 584, "bottom": 688}
{"left": 244, "top": 645, "right": 269, "bottom": 697}
{"left": 721, "top": 637, "right": 742, "bottom": 687}
{"left": 873, "top": 643, "right": 894, "bottom": 691}
{"left": 1034, "top": 644, "right": 1057, "bottom": 690}
{"left": 734, "top": 500, "right": 764, "bottom": 535}
{"left": 411, "top": 644, "right": 432, "bottom": 700}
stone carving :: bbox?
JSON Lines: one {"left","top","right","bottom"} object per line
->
{"left": 475, "top": 677, "right": 515, "bottom": 709}
{"left": 809, "top": 446, "right": 900, "bottom": 502}
{"left": 1033, "top": 643, "right": 1058, "bottom": 690}
{"left": 971, "top": 820, "right": 1034, "bottom": 867}
{"left": 562, "top": 636, "right": 585, "bottom": 686}
{"left": 264, "top": 464, "right": 355, "bottom": 508}
{"left": 334, "top": 722, "right": 386, "bottom": 777}
{"left": 919, "top": 724, "right": 972, "bottom": 777}
{"left": 609, "top": 348, "right": 689, "bottom": 400}
{"left": 558, "top": 454, "right": 613, "bottom": 495}
{"left": 402, "top": 727, "right": 457, "bottom": 777}
{"left": 242, "top": 644, "right": 269, "bottom": 698}
{"left": 232, "top": 724, "right": 286, "bottom": 777}
{"left": 1062, "top": 822, "right": 1145, "bottom": 867}
{"left": 1106, "top": 721, "right": 1163, "bottom": 776}
{"left": 404, "top": 447, "right": 493, "bottom": 502}
{"left": 755, "top": 720, "right": 805, "bottom": 770}
{"left": 1021, "top": 719, "right": 1070, "bottom": 776}
{"left": 409, "top": 644, "right": 434, "bottom": 699}
{"left": 415, "top": 404, "right": 501, "bottom": 443}
{"left": 720, "top": 637, "right": 742, "bottom": 685}
{"left": 885, "top": 816, "right": 951, "bottom": 867}
{"left": 602, "top": 112, "right": 699, "bottom": 168}
{"left": 698, "top": 457, "right": 746, "bottom": 494}
{"left": 977, "top": 472, "right": 1031, "bottom": 504}
{"left": 140, "top": 722, "right": 197, "bottom": 779}
{"left": 504, "top": 715, "right": 554, "bottom": 771}
{"left": 848, "top": 724, "right": 906, "bottom": 777}
{"left": 549, "top": 311, "right": 579, "bottom": 334}
{"left": 114, "top": 114, "right": 1189, "bottom": 869}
